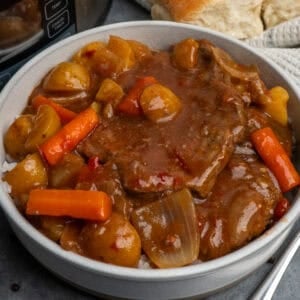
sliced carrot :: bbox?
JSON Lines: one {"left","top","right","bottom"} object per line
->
{"left": 251, "top": 127, "right": 300, "bottom": 192}
{"left": 26, "top": 189, "right": 112, "bottom": 221}
{"left": 117, "top": 76, "right": 157, "bottom": 116}
{"left": 40, "top": 107, "right": 99, "bottom": 165}
{"left": 32, "top": 95, "right": 77, "bottom": 124}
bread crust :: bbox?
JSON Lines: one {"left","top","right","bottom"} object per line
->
{"left": 152, "top": 0, "right": 211, "bottom": 21}
{"left": 262, "top": 0, "right": 300, "bottom": 28}
{"left": 151, "top": 0, "right": 264, "bottom": 39}
{"left": 148, "top": 0, "right": 300, "bottom": 39}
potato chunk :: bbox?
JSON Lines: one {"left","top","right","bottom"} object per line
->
{"left": 72, "top": 41, "right": 105, "bottom": 68}
{"left": 4, "top": 114, "right": 33, "bottom": 160}
{"left": 172, "top": 38, "right": 199, "bottom": 70}
{"left": 95, "top": 78, "right": 124, "bottom": 105}
{"left": 266, "top": 86, "right": 289, "bottom": 126}
{"left": 79, "top": 213, "right": 141, "bottom": 267}
{"left": 39, "top": 216, "right": 67, "bottom": 242}
{"left": 60, "top": 221, "right": 83, "bottom": 254}
{"left": 49, "top": 153, "right": 84, "bottom": 188}
{"left": 107, "top": 36, "right": 136, "bottom": 71}
{"left": 127, "top": 39, "right": 152, "bottom": 62}
{"left": 3, "top": 153, "right": 48, "bottom": 199}
{"left": 140, "top": 83, "right": 182, "bottom": 123}
{"left": 25, "top": 105, "right": 61, "bottom": 153}
{"left": 43, "top": 62, "right": 90, "bottom": 92}
{"left": 92, "top": 47, "right": 122, "bottom": 77}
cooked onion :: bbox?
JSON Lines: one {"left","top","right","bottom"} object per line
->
{"left": 211, "top": 47, "right": 258, "bottom": 81}
{"left": 210, "top": 46, "right": 271, "bottom": 103}
{"left": 131, "top": 189, "right": 200, "bottom": 268}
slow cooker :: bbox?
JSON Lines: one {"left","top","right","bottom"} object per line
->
{"left": 0, "top": 0, "right": 111, "bottom": 89}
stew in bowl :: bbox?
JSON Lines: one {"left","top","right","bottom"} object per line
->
{"left": 2, "top": 35, "right": 299, "bottom": 269}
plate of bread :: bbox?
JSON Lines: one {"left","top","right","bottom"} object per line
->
{"left": 136, "top": 0, "right": 300, "bottom": 39}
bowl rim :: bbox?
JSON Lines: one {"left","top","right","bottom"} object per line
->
{"left": 0, "top": 20, "right": 299, "bottom": 281}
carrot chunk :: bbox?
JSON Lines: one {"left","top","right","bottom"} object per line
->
{"left": 26, "top": 189, "right": 112, "bottom": 221}
{"left": 40, "top": 107, "right": 99, "bottom": 165}
{"left": 251, "top": 127, "right": 300, "bottom": 192}
{"left": 32, "top": 95, "right": 77, "bottom": 124}
{"left": 117, "top": 76, "right": 157, "bottom": 116}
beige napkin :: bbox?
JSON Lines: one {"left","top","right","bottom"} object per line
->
{"left": 135, "top": 0, "right": 300, "bottom": 87}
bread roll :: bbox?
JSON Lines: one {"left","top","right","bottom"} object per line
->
{"left": 151, "top": 0, "right": 264, "bottom": 39}
{"left": 262, "top": 0, "right": 300, "bottom": 28}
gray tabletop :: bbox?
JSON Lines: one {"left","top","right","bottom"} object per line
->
{"left": 0, "top": 1, "right": 299, "bottom": 299}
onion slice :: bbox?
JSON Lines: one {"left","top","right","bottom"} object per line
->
{"left": 210, "top": 46, "right": 270, "bottom": 103}
{"left": 211, "top": 46, "right": 259, "bottom": 81}
{"left": 131, "top": 189, "right": 200, "bottom": 268}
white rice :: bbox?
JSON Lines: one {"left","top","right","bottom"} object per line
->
{"left": 1, "top": 160, "right": 17, "bottom": 172}
{"left": 0, "top": 160, "right": 15, "bottom": 194}
{"left": 0, "top": 180, "right": 12, "bottom": 193}
{"left": 137, "top": 255, "right": 153, "bottom": 269}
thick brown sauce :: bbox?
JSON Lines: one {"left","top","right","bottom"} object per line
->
{"left": 80, "top": 51, "right": 245, "bottom": 198}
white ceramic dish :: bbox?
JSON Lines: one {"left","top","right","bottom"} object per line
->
{"left": 0, "top": 21, "right": 300, "bottom": 300}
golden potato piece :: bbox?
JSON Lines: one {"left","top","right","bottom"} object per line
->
{"left": 25, "top": 105, "right": 61, "bottom": 153}
{"left": 49, "top": 153, "right": 84, "bottom": 188}
{"left": 89, "top": 101, "right": 102, "bottom": 114}
{"left": 92, "top": 47, "right": 122, "bottom": 77}
{"left": 79, "top": 213, "right": 141, "bottom": 267}
{"left": 43, "top": 62, "right": 91, "bottom": 92}
{"left": 3, "top": 153, "right": 48, "bottom": 199}
{"left": 127, "top": 40, "right": 152, "bottom": 62}
{"left": 72, "top": 41, "right": 105, "bottom": 67}
{"left": 107, "top": 36, "right": 136, "bottom": 71}
{"left": 172, "top": 38, "right": 199, "bottom": 70}
{"left": 265, "top": 86, "right": 289, "bottom": 126}
{"left": 140, "top": 83, "right": 182, "bottom": 123}
{"left": 95, "top": 78, "right": 124, "bottom": 104}
{"left": 39, "top": 216, "right": 67, "bottom": 242}
{"left": 102, "top": 103, "right": 114, "bottom": 119}
{"left": 4, "top": 114, "right": 33, "bottom": 160}
{"left": 60, "top": 221, "right": 83, "bottom": 254}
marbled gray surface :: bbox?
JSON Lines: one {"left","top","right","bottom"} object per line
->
{"left": 0, "top": 0, "right": 299, "bottom": 299}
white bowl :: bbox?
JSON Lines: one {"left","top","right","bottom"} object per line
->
{"left": 0, "top": 21, "right": 299, "bottom": 300}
